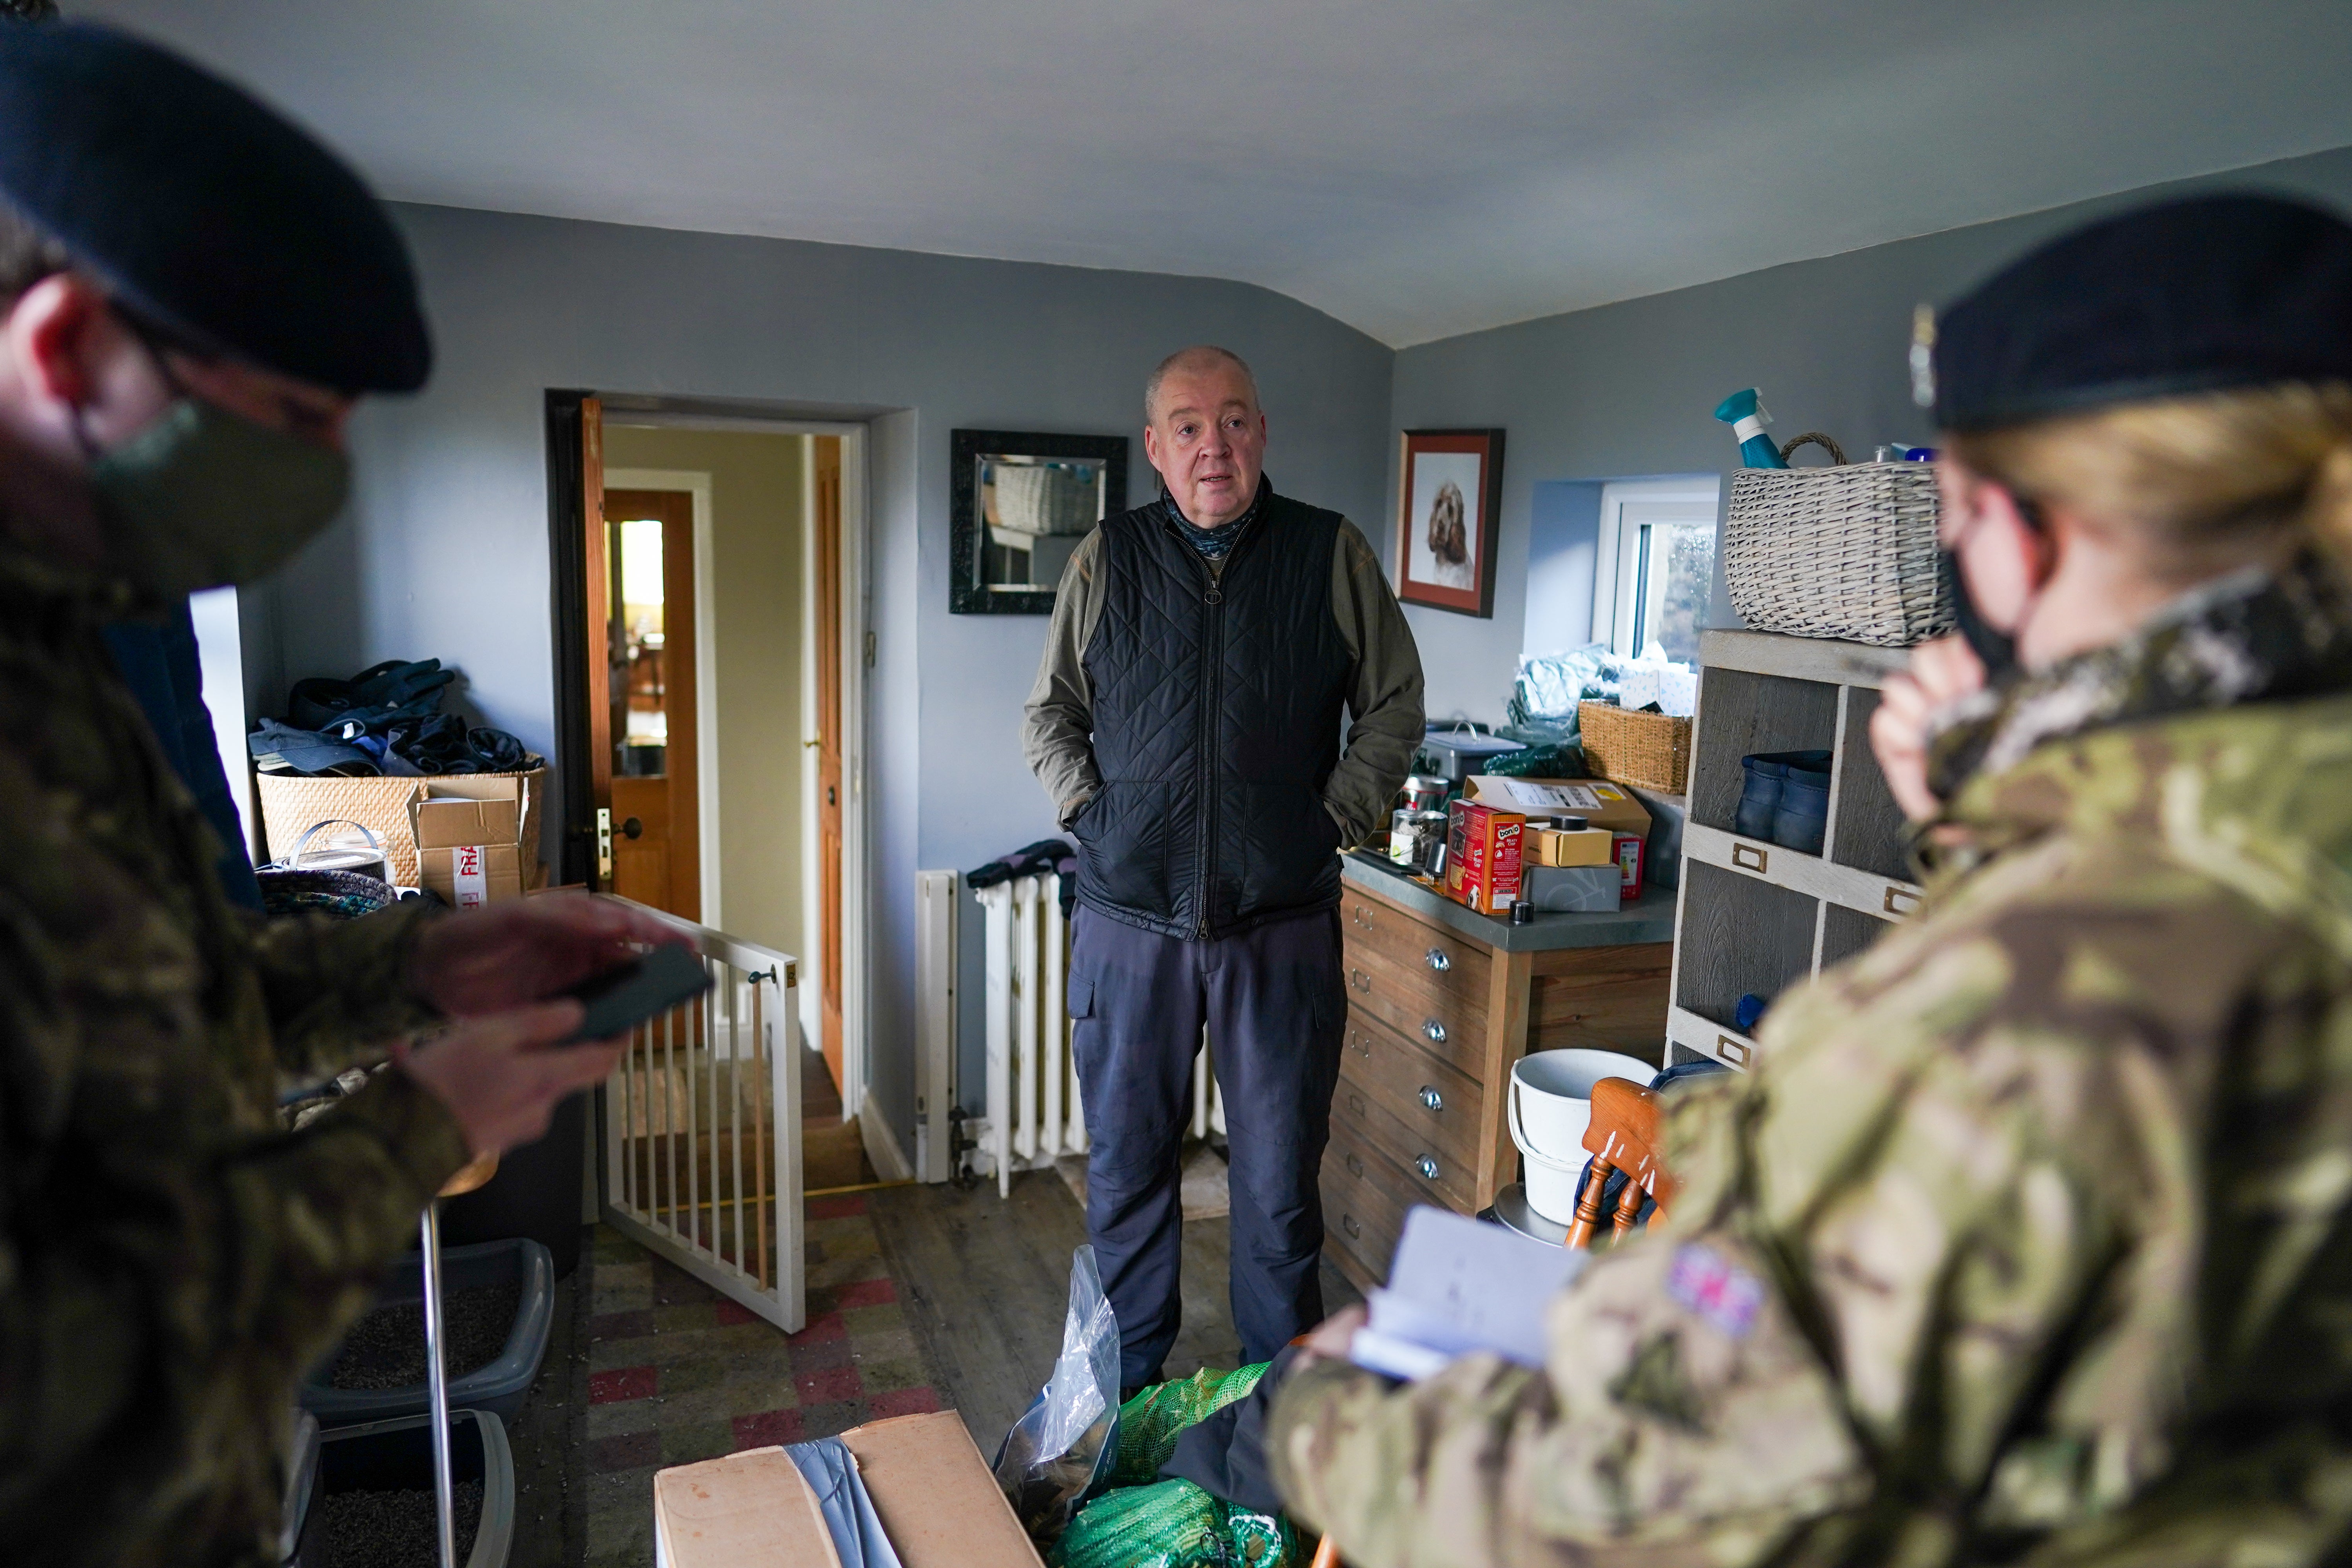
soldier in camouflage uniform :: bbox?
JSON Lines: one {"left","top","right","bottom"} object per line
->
{"left": 1268, "top": 195, "right": 2352, "bottom": 1568}
{"left": 0, "top": 24, "right": 680, "bottom": 1567}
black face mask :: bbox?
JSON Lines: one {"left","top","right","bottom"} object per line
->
{"left": 1940, "top": 546, "right": 2018, "bottom": 678}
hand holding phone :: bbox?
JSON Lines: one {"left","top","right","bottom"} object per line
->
{"left": 561, "top": 944, "right": 711, "bottom": 1043}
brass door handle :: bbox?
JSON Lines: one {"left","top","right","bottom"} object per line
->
{"left": 621, "top": 817, "right": 644, "bottom": 839}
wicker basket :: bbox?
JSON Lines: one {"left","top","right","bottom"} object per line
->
{"left": 1576, "top": 701, "right": 1692, "bottom": 794}
{"left": 256, "top": 767, "right": 545, "bottom": 888}
{"left": 1722, "top": 462, "right": 1951, "bottom": 646}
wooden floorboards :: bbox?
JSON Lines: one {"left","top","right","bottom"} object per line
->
{"left": 869, "top": 1166, "right": 1364, "bottom": 1452}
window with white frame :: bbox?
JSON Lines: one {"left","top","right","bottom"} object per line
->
{"left": 1592, "top": 479, "right": 1718, "bottom": 664}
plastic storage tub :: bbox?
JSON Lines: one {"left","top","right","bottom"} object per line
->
{"left": 291, "top": 1409, "right": 513, "bottom": 1568}
{"left": 302, "top": 1237, "right": 553, "bottom": 1426}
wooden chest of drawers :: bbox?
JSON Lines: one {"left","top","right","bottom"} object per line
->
{"left": 1320, "top": 858, "right": 1674, "bottom": 1290}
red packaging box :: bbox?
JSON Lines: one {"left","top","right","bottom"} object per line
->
{"left": 1612, "top": 831, "right": 1646, "bottom": 902}
{"left": 1445, "top": 799, "right": 1527, "bottom": 916}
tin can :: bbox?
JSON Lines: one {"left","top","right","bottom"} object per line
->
{"left": 1403, "top": 774, "right": 1450, "bottom": 813}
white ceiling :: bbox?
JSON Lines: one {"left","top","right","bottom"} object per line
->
{"left": 72, "top": 0, "right": 2352, "bottom": 347}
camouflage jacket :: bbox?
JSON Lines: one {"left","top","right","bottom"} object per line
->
{"left": 0, "top": 538, "right": 469, "bottom": 1566}
{"left": 1271, "top": 563, "right": 2352, "bottom": 1568}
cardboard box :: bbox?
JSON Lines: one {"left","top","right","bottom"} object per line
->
{"left": 1465, "top": 775, "right": 1651, "bottom": 838}
{"left": 1528, "top": 824, "right": 1615, "bottom": 867}
{"left": 653, "top": 1411, "right": 1042, "bottom": 1568}
{"left": 1469, "top": 776, "right": 1656, "bottom": 898}
{"left": 412, "top": 776, "right": 530, "bottom": 909}
{"left": 1445, "top": 799, "right": 1526, "bottom": 916}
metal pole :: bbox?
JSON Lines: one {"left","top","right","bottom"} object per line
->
{"left": 421, "top": 1198, "right": 458, "bottom": 1568}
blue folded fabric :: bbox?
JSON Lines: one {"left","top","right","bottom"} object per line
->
{"left": 784, "top": 1437, "right": 904, "bottom": 1568}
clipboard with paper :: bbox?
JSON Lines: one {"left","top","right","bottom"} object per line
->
{"left": 1348, "top": 1207, "right": 1586, "bottom": 1381}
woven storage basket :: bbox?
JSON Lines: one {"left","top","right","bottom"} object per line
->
{"left": 1722, "top": 462, "right": 1952, "bottom": 646}
{"left": 256, "top": 767, "right": 545, "bottom": 888}
{"left": 1576, "top": 701, "right": 1691, "bottom": 794}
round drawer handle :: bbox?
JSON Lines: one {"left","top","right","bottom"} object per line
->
{"left": 1342, "top": 1212, "right": 1362, "bottom": 1239}
{"left": 1425, "top": 947, "right": 1450, "bottom": 972}
{"left": 1419, "top": 1085, "right": 1443, "bottom": 1112}
{"left": 1345, "top": 1152, "right": 1364, "bottom": 1178}
{"left": 1416, "top": 1154, "right": 1439, "bottom": 1181}
{"left": 1423, "top": 1019, "right": 1447, "bottom": 1045}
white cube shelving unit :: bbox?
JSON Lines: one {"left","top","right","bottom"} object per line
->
{"left": 1666, "top": 629, "right": 1925, "bottom": 1072}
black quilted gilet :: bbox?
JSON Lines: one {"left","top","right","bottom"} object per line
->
{"left": 1074, "top": 488, "right": 1351, "bottom": 939}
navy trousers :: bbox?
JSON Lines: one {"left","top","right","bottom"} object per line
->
{"left": 1067, "top": 904, "right": 1346, "bottom": 1388}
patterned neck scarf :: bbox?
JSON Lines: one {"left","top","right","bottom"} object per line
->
{"left": 1926, "top": 548, "right": 2352, "bottom": 801}
{"left": 1162, "top": 477, "right": 1267, "bottom": 562}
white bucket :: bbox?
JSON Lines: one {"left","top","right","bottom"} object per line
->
{"left": 1509, "top": 1048, "right": 1658, "bottom": 1224}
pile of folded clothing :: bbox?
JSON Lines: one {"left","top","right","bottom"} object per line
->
{"left": 250, "top": 659, "right": 540, "bottom": 778}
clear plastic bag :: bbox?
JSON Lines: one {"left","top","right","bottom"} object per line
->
{"left": 994, "top": 1245, "right": 1123, "bottom": 1542}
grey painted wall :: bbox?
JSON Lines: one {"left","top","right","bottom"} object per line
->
{"left": 248, "top": 203, "right": 1392, "bottom": 1156}
{"left": 1392, "top": 142, "right": 2352, "bottom": 724}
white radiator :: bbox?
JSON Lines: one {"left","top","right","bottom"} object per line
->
{"left": 968, "top": 871, "right": 1223, "bottom": 1196}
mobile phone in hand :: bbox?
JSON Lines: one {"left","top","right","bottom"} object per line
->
{"left": 562, "top": 944, "right": 711, "bottom": 1043}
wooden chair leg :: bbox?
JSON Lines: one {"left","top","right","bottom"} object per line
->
{"left": 1611, "top": 1173, "right": 1644, "bottom": 1239}
{"left": 1564, "top": 1156, "right": 1616, "bottom": 1250}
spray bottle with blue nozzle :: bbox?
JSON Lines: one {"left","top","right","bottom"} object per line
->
{"left": 1714, "top": 388, "right": 1787, "bottom": 469}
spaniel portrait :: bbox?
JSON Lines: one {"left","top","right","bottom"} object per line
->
{"left": 1425, "top": 478, "right": 1472, "bottom": 588}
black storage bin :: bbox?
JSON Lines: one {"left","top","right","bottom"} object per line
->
{"left": 302, "top": 1238, "right": 553, "bottom": 1426}
{"left": 296, "top": 1409, "right": 513, "bottom": 1568}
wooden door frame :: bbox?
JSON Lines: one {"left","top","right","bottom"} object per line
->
{"left": 546, "top": 396, "right": 875, "bottom": 1120}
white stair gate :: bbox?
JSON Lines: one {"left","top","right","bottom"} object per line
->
{"left": 601, "top": 907, "right": 805, "bottom": 1333}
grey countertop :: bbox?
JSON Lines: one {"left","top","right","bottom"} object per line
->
{"left": 1340, "top": 852, "right": 1676, "bottom": 951}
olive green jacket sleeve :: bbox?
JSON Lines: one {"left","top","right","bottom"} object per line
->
{"left": 1270, "top": 701, "right": 2352, "bottom": 1568}
{"left": 1020, "top": 514, "right": 1425, "bottom": 844}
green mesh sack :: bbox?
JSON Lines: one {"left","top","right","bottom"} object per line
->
{"left": 1108, "top": 1363, "right": 1270, "bottom": 1486}
{"left": 1050, "top": 1479, "right": 1295, "bottom": 1568}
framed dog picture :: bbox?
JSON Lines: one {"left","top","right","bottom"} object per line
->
{"left": 1396, "top": 428, "right": 1504, "bottom": 617}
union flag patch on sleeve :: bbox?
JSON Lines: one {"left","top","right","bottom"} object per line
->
{"left": 1666, "top": 1243, "right": 1764, "bottom": 1338}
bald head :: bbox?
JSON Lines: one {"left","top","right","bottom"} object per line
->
{"left": 1145, "top": 345, "right": 1258, "bottom": 425}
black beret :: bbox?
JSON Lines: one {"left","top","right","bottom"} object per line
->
{"left": 0, "top": 22, "right": 429, "bottom": 393}
{"left": 1934, "top": 192, "right": 2352, "bottom": 432}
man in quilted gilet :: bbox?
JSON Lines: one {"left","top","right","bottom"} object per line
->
{"left": 1024, "top": 345, "right": 1425, "bottom": 1392}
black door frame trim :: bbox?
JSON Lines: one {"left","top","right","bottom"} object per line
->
{"left": 544, "top": 388, "right": 595, "bottom": 888}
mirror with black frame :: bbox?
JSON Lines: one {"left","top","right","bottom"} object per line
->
{"left": 949, "top": 429, "right": 1129, "bottom": 614}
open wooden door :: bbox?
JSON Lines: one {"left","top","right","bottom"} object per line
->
{"left": 603, "top": 489, "right": 702, "bottom": 920}
{"left": 577, "top": 396, "right": 613, "bottom": 889}
{"left": 813, "top": 436, "right": 844, "bottom": 1093}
